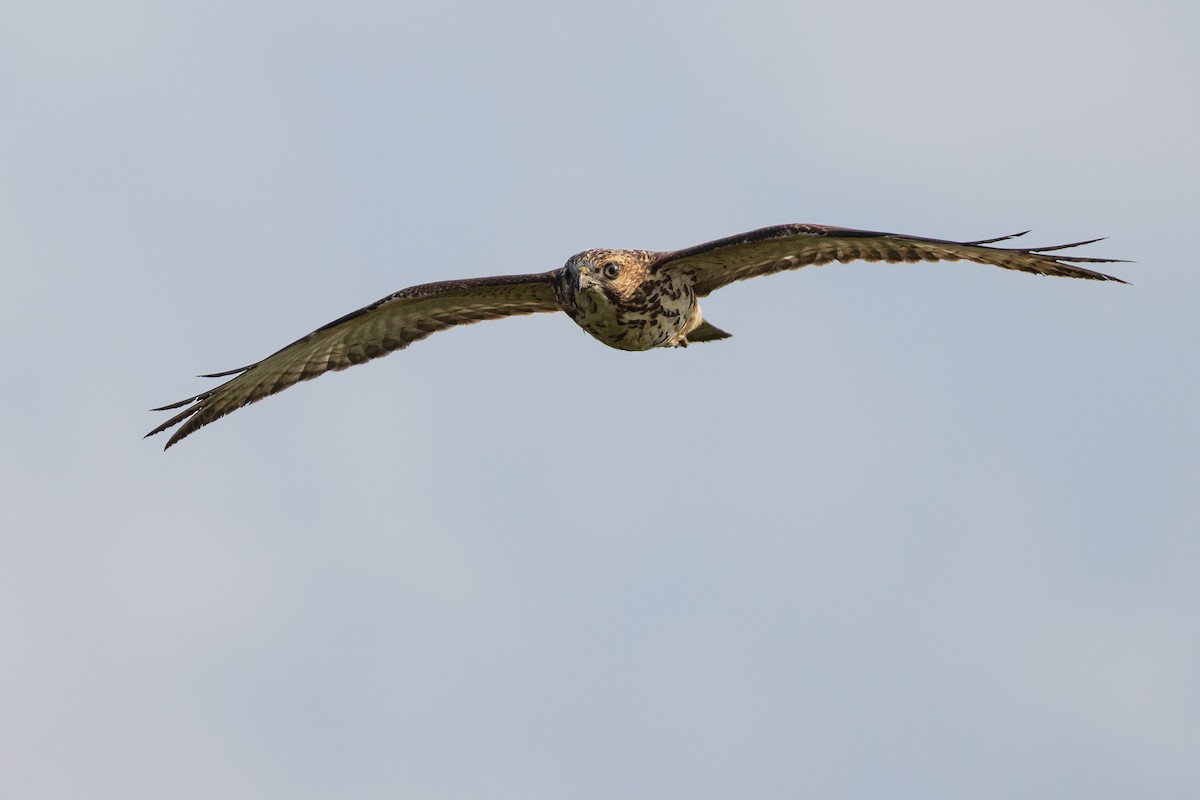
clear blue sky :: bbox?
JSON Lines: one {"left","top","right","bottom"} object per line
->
{"left": 4, "top": 1, "right": 1198, "bottom": 797}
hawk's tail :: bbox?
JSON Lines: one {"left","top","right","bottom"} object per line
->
{"left": 686, "top": 320, "right": 733, "bottom": 344}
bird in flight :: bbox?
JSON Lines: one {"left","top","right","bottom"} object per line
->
{"left": 147, "top": 223, "right": 1125, "bottom": 448}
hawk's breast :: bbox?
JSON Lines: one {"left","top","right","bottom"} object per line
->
{"left": 568, "top": 271, "right": 698, "bottom": 351}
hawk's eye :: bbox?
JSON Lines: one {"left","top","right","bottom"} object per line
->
{"left": 602, "top": 262, "right": 621, "bottom": 279}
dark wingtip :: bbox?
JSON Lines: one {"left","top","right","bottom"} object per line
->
{"left": 198, "top": 364, "right": 254, "bottom": 378}
{"left": 966, "top": 230, "right": 1031, "bottom": 246}
{"left": 984, "top": 231, "right": 1131, "bottom": 283}
{"left": 143, "top": 420, "right": 174, "bottom": 440}
{"left": 146, "top": 396, "right": 205, "bottom": 448}
{"left": 1027, "top": 237, "right": 1106, "bottom": 253}
{"left": 149, "top": 424, "right": 187, "bottom": 450}
{"left": 151, "top": 399, "right": 192, "bottom": 412}
{"left": 141, "top": 429, "right": 177, "bottom": 450}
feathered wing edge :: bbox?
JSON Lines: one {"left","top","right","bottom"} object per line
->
{"left": 147, "top": 271, "right": 563, "bottom": 449}
{"left": 652, "top": 224, "right": 1128, "bottom": 296}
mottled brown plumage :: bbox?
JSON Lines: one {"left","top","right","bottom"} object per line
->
{"left": 148, "top": 223, "right": 1125, "bottom": 448}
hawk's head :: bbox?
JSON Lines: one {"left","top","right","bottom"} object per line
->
{"left": 560, "top": 249, "right": 654, "bottom": 308}
{"left": 555, "top": 247, "right": 703, "bottom": 350}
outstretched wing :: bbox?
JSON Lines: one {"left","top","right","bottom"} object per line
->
{"left": 147, "top": 271, "right": 563, "bottom": 449}
{"left": 652, "top": 224, "right": 1127, "bottom": 297}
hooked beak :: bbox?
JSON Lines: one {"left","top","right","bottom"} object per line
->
{"left": 574, "top": 267, "right": 597, "bottom": 295}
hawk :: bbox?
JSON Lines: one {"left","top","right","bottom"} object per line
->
{"left": 147, "top": 223, "right": 1125, "bottom": 448}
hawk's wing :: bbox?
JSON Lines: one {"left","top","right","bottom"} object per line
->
{"left": 652, "top": 224, "right": 1126, "bottom": 297}
{"left": 147, "top": 271, "right": 562, "bottom": 449}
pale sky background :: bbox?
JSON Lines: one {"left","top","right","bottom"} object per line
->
{"left": 3, "top": 1, "right": 1198, "bottom": 798}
